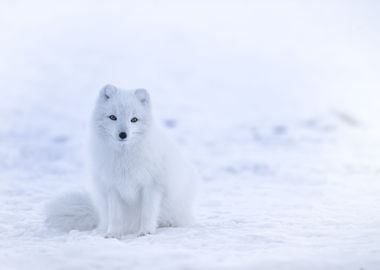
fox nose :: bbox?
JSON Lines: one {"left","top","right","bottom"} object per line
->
{"left": 119, "top": 132, "right": 127, "bottom": 140}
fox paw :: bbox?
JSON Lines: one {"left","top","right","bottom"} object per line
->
{"left": 137, "top": 228, "right": 156, "bottom": 237}
{"left": 104, "top": 231, "right": 123, "bottom": 239}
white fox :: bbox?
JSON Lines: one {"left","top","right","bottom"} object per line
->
{"left": 46, "top": 85, "right": 199, "bottom": 238}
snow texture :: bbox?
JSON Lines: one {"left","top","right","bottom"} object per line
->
{"left": 1, "top": 1, "right": 380, "bottom": 269}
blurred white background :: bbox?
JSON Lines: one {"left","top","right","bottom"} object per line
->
{"left": 1, "top": 0, "right": 380, "bottom": 124}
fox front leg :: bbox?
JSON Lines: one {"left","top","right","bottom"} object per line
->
{"left": 104, "top": 191, "right": 126, "bottom": 239}
{"left": 138, "top": 187, "right": 162, "bottom": 236}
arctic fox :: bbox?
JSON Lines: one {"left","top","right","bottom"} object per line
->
{"left": 46, "top": 85, "right": 198, "bottom": 238}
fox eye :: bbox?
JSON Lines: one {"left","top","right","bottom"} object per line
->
{"left": 109, "top": 115, "right": 117, "bottom": 121}
{"left": 131, "top": 117, "right": 138, "bottom": 123}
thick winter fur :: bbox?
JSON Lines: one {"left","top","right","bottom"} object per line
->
{"left": 45, "top": 191, "right": 98, "bottom": 232}
{"left": 46, "top": 85, "right": 198, "bottom": 238}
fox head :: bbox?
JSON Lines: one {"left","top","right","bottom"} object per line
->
{"left": 92, "top": 84, "right": 153, "bottom": 148}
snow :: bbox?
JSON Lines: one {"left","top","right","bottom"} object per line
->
{"left": 1, "top": 0, "right": 380, "bottom": 269}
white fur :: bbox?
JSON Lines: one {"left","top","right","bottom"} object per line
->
{"left": 45, "top": 191, "right": 98, "bottom": 232}
{"left": 46, "top": 85, "right": 199, "bottom": 238}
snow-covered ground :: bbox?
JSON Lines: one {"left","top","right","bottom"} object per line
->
{"left": 1, "top": 1, "right": 380, "bottom": 269}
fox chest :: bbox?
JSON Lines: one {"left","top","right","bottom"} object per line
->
{"left": 102, "top": 160, "right": 154, "bottom": 199}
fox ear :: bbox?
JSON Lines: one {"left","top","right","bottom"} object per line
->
{"left": 100, "top": 84, "right": 117, "bottom": 100}
{"left": 134, "top": 88, "right": 150, "bottom": 105}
